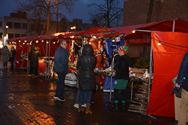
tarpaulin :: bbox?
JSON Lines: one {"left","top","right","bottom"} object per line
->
{"left": 146, "top": 32, "right": 188, "bottom": 117}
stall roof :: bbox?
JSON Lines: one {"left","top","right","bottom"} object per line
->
{"left": 111, "top": 19, "right": 188, "bottom": 36}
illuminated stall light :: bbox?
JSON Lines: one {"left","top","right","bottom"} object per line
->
{"left": 24, "top": 40, "right": 27, "bottom": 43}
{"left": 53, "top": 41, "right": 56, "bottom": 44}
{"left": 42, "top": 40, "right": 44, "bottom": 42}
{"left": 12, "top": 41, "right": 14, "bottom": 44}
{"left": 112, "top": 39, "right": 115, "bottom": 42}
{"left": 92, "top": 35, "right": 97, "bottom": 39}
{"left": 19, "top": 40, "right": 21, "bottom": 43}
{"left": 36, "top": 40, "right": 39, "bottom": 43}
{"left": 46, "top": 41, "right": 49, "bottom": 44}
{"left": 157, "top": 42, "right": 161, "bottom": 46}
{"left": 70, "top": 36, "right": 75, "bottom": 39}
{"left": 39, "top": 58, "right": 45, "bottom": 63}
{"left": 23, "top": 42, "right": 25, "bottom": 45}
{"left": 132, "top": 30, "right": 136, "bottom": 33}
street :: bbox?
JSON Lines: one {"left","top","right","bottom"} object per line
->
{"left": 0, "top": 69, "right": 175, "bottom": 125}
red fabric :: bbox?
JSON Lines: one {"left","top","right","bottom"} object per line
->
{"left": 146, "top": 32, "right": 188, "bottom": 117}
{"left": 112, "top": 19, "right": 188, "bottom": 35}
{"left": 76, "top": 27, "right": 112, "bottom": 36}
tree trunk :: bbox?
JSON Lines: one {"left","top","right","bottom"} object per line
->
{"left": 46, "top": 0, "right": 51, "bottom": 34}
{"left": 56, "top": 0, "right": 59, "bottom": 33}
{"left": 146, "top": 0, "right": 155, "bottom": 23}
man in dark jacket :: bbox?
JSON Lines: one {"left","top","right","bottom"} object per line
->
{"left": 54, "top": 40, "right": 69, "bottom": 102}
{"left": 77, "top": 44, "right": 96, "bottom": 114}
{"left": 113, "top": 45, "right": 130, "bottom": 111}
{"left": 176, "top": 51, "right": 188, "bottom": 125}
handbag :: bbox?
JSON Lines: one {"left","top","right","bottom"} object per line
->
{"left": 172, "top": 76, "right": 182, "bottom": 98}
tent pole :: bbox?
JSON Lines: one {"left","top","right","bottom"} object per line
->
{"left": 172, "top": 19, "right": 176, "bottom": 32}
{"left": 148, "top": 37, "right": 153, "bottom": 102}
{"left": 45, "top": 41, "right": 48, "bottom": 80}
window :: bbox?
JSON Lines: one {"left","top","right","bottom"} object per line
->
{"left": 30, "top": 24, "right": 35, "bottom": 30}
{"left": 7, "top": 22, "right": 13, "bottom": 29}
{"left": 22, "top": 23, "right": 27, "bottom": 29}
{"left": 14, "top": 22, "right": 21, "bottom": 29}
{"left": 21, "top": 34, "right": 26, "bottom": 37}
{"left": 8, "top": 33, "right": 14, "bottom": 39}
{"left": 15, "top": 34, "right": 20, "bottom": 37}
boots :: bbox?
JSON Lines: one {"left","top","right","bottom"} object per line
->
{"left": 121, "top": 100, "right": 126, "bottom": 111}
{"left": 114, "top": 100, "right": 119, "bottom": 111}
{"left": 85, "top": 104, "right": 92, "bottom": 115}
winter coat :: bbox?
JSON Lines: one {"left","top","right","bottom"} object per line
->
{"left": 114, "top": 54, "right": 130, "bottom": 80}
{"left": 2, "top": 46, "right": 10, "bottom": 63}
{"left": 77, "top": 44, "right": 96, "bottom": 90}
{"left": 54, "top": 47, "right": 69, "bottom": 74}
{"left": 176, "top": 51, "right": 188, "bottom": 91}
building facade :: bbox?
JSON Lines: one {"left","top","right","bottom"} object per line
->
{"left": 124, "top": 0, "right": 188, "bottom": 26}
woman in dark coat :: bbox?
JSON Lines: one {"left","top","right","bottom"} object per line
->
{"left": 77, "top": 44, "right": 96, "bottom": 114}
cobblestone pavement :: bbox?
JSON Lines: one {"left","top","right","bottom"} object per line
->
{"left": 0, "top": 69, "right": 175, "bottom": 125}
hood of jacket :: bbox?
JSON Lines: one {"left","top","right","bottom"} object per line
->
{"left": 82, "top": 44, "right": 94, "bottom": 55}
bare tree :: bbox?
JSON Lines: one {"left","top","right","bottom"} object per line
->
{"left": 146, "top": 0, "right": 155, "bottom": 23}
{"left": 16, "top": 0, "right": 75, "bottom": 34}
{"left": 89, "top": 0, "right": 123, "bottom": 27}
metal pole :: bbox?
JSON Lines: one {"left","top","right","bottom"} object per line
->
{"left": 48, "top": 41, "right": 51, "bottom": 79}
{"left": 172, "top": 19, "right": 176, "bottom": 32}
{"left": 148, "top": 38, "right": 153, "bottom": 102}
{"left": 45, "top": 41, "right": 48, "bottom": 79}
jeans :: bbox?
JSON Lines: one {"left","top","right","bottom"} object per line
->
{"left": 78, "top": 90, "right": 92, "bottom": 105}
{"left": 75, "top": 89, "right": 80, "bottom": 104}
{"left": 55, "top": 73, "right": 66, "bottom": 98}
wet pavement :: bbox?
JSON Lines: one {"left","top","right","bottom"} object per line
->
{"left": 0, "top": 69, "right": 176, "bottom": 125}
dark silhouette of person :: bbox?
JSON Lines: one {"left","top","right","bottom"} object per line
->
{"left": 10, "top": 46, "right": 16, "bottom": 71}
{"left": 113, "top": 45, "right": 130, "bottom": 111}
{"left": 28, "top": 46, "right": 40, "bottom": 75}
{"left": 53, "top": 40, "right": 69, "bottom": 102}
{"left": 1, "top": 46, "right": 10, "bottom": 70}
{"left": 77, "top": 44, "right": 96, "bottom": 114}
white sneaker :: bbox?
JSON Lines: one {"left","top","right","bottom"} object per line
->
{"left": 54, "top": 96, "right": 65, "bottom": 102}
{"left": 73, "top": 104, "right": 79, "bottom": 109}
{"left": 81, "top": 104, "right": 86, "bottom": 107}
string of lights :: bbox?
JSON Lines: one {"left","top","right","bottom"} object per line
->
{"left": 152, "top": 38, "right": 188, "bottom": 50}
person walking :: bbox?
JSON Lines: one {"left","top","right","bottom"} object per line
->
{"left": 1, "top": 46, "right": 10, "bottom": 70}
{"left": 53, "top": 40, "right": 69, "bottom": 102}
{"left": 176, "top": 51, "right": 188, "bottom": 125}
{"left": 113, "top": 45, "right": 130, "bottom": 111}
{"left": 77, "top": 44, "right": 96, "bottom": 114}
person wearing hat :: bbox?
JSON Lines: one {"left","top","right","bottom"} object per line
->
{"left": 113, "top": 45, "right": 130, "bottom": 111}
